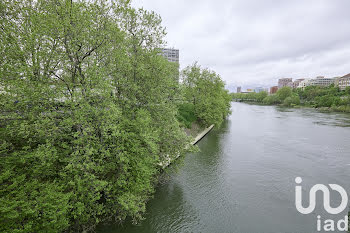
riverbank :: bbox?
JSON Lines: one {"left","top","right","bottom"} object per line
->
{"left": 159, "top": 124, "right": 214, "bottom": 168}
{"left": 233, "top": 100, "right": 350, "bottom": 113}
{"left": 232, "top": 85, "right": 350, "bottom": 113}
{"left": 191, "top": 124, "right": 214, "bottom": 145}
{"left": 98, "top": 102, "right": 350, "bottom": 233}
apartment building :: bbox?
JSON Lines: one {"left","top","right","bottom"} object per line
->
{"left": 336, "top": 73, "right": 350, "bottom": 90}
{"left": 278, "top": 78, "right": 293, "bottom": 88}
{"left": 292, "top": 79, "right": 305, "bottom": 88}
{"left": 161, "top": 48, "right": 179, "bottom": 63}
{"left": 308, "top": 76, "right": 335, "bottom": 87}
{"left": 270, "top": 86, "right": 278, "bottom": 94}
{"left": 298, "top": 80, "right": 310, "bottom": 89}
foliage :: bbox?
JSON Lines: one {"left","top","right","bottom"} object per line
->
{"left": 276, "top": 87, "right": 293, "bottom": 102}
{"left": 177, "top": 103, "right": 196, "bottom": 128}
{"left": 256, "top": 91, "right": 268, "bottom": 102}
{"left": 283, "top": 95, "right": 300, "bottom": 107}
{"left": 345, "top": 86, "right": 350, "bottom": 95}
{"left": 180, "top": 63, "right": 232, "bottom": 127}
{"left": 233, "top": 84, "right": 350, "bottom": 112}
{"left": 231, "top": 91, "right": 268, "bottom": 103}
{"left": 0, "top": 0, "right": 199, "bottom": 232}
{"left": 263, "top": 95, "right": 281, "bottom": 105}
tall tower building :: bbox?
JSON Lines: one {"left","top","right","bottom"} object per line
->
{"left": 161, "top": 48, "right": 179, "bottom": 82}
{"left": 161, "top": 48, "right": 179, "bottom": 63}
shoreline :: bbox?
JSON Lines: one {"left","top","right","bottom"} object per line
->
{"left": 191, "top": 124, "right": 214, "bottom": 145}
{"left": 159, "top": 124, "right": 214, "bottom": 168}
{"left": 233, "top": 100, "right": 350, "bottom": 113}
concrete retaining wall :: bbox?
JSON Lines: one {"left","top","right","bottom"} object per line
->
{"left": 159, "top": 124, "right": 214, "bottom": 168}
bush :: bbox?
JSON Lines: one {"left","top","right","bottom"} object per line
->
{"left": 345, "top": 87, "right": 350, "bottom": 95}
{"left": 315, "top": 95, "right": 340, "bottom": 107}
{"left": 263, "top": 95, "right": 280, "bottom": 105}
{"left": 283, "top": 95, "right": 300, "bottom": 107}
{"left": 177, "top": 103, "right": 196, "bottom": 128}
{"left": 276, "top": 87, "right": 293, "bottom": 102}
{"left": 256, "top": 91, "right": 268, "bottom": 102}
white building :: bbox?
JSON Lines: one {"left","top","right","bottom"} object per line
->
{"left": 336, "top": 73, "right": 350, "bottom": 90}
{"left": 298, "top": 79, "right": 310, "bottom": 89}
{"left": 298, "top": 76, "right": 335, "bottom": 89}
{"left": 293, "top": 79, "right": 305, "bottom": 88}
{"left": 308, "top": 76, "right": 335, "bottom": 87}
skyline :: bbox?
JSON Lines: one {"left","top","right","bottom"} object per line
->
{"left": 132, "top": 0, "right": 350, "bottom": 89}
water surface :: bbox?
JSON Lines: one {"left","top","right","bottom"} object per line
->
{"left": 99, "top": 103, "right": 350, "bottom": 233}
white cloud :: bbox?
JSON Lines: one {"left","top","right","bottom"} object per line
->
{"left": 132, "top": 0, "right": 350, "bottom": 89}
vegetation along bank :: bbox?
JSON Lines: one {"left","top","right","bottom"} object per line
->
{"left": 0, "top": 1, "right": 231, "bottom": 232}
{"left": 232, "top": 85, "right": 350, "bottom": 112}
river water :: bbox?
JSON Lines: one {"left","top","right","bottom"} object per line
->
{"left": 99, "top": 102, "right": 350, "bottom": 233}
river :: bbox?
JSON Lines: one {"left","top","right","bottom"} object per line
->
{"left": 98, "top": 102, "right": 350, "bottom": 233}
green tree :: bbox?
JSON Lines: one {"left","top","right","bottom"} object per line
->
{"left": 276, "top": 87, "right": 292, "bottom": 102}
{"left": 256, "top": 91, "right": 268, "bottom": 102}
{"left": 283, "top": 95, "right": 300, "bottom": 107}
{"left": 345, "top": 86, "right": 350, "bottom": 95}
{"left": 181, "top": 63, "right": 231, "bottom": 127}
{"left": 0, "top": 0, "right": 192, "bottom": 232}
{"left": 263, "top": 95, "right": 280, "bottom": 105}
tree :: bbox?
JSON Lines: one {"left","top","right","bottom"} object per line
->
{"left": 181, "top": 63, "right": 231, "bottom": 127}
{"left": 263, "top": 95, "right": 280, "bottom": 105}
{"left": 283, "top": 95, "right": 300, "bottom": 107}
{"left": 345, "top": 86, "right": 350, "bottom": 95}
{"left": 276, "top": 87, "right": 292, "bottom": 102}
{"left": 256, "top": 91, "right": 268, "bottom": 102}
{"left": 0, "top": 1, "right": 192, "bottom": 232}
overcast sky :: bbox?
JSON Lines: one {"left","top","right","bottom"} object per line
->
{"left": 132, "top": 0, "right": 350, "bottom": 90}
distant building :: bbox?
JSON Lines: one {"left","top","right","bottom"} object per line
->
{"left": 255, "top": 87, "right": 265, "bottom": 93}
{"left": 247, "top": 88, "right": 255, "bottom": 93}
{"left": 270, "top": 86, "right": 278, "bottom": 94}
{"left": 308, "top": 76, "right": 335, "bottom": 87}
{"left": 161, "top": 48, "right": 179, "bottom": 63}
{"left": 292, "top": 79, "right": 305, "bottom": 88}
{"left": 237, "top": 86, "right": 242, "bottom": 93}
{"left": 298, "top": 79, "right": 310, "bottom": 89}
{"left": 278, "top": 78, "right": 293, "bottom": 88}
{"left": 161, "top": 48, "right": 179, "bottom": 82}
{"left": 336, "top": 73, "right": 350, "bottom": 90}
{"left": 297, "top": 76, "right": 335, "bottom": 89}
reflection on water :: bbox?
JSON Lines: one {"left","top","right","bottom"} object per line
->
{"left": 98, "top": 103, "right": 350, "bottom": 233}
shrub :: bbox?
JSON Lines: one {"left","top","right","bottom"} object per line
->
{"left": 276, "top": 87, "right": 293, "bottom": 102}
{"left": 283, "top": 95, "right": 300, "bottom": 107}
{"left": 263, "top": 95, "right": 280, "bottom": 105}
{"left": 177, "top": 103, "right": 196, "bottom": 128}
